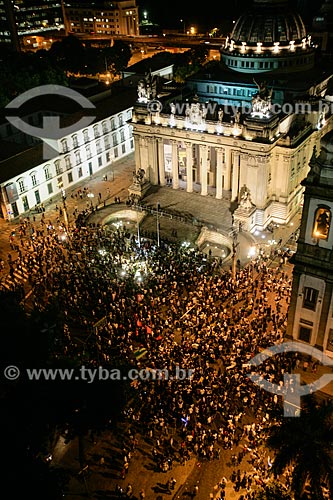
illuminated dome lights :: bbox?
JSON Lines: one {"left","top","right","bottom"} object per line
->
{"left": 221, "top": 0, "right": 315, "bottom": 73}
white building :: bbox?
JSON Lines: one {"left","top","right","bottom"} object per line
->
{"left": 0, "top": 86, "right": 136, "bottom": 219}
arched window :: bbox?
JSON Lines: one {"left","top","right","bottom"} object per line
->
{"left": 44, "top": 165, "right": 51, "bottom": 181}
{"left": 312, "top": 205, "right": 331, "bottom": 240}
{"left": 30, "top": 171, "right": 38, "bottom": 187}
{"left": 72, "top": 134, "right": 78, "bottom": 148}
{"left": 17, "top": 177, "right": 26, "bottom": 193}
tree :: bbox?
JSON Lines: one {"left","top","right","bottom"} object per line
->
{"left": 173, "top": 47, "right": 209, "bottom": 83}
{"left": 49, "top": 35, "right": 86, "bottom": 74}
{"left": 266, "top": 396, "right": 333, "bottom": 500}
{"left": 252, "top": 480, "right": 292, "bottom": 500}
{"left": 0, "top": 50, "right": 68, "bottom": 107}
{"left": 104, "top": 40, "right": 132, "bottom": 77}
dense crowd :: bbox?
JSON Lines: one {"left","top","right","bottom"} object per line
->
{"left": 1, "top": 207, "right": 298, "bottom": 499}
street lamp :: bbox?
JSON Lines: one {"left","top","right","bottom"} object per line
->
{"left": 231, "top": 229, "right": 239, "bottom": 280}
{"left": 58, "top": 180, "right": 69, "bottom": 230}
{"left": 137, "top": 210, "right": 141, "bottom": 248}
{"left": 180, "top": 19, "right": 185, "bottom": 34}
{"left": 156, "top": 201, "right": 160, "bottom": 247}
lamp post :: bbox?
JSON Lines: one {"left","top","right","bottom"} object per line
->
{"left": 58, "top": 180, "right": 69, "bottom": 230}
{"left": 156, "top": 201, "right": 160, "bottom": 247}
{"left": 137, "top": 209, "right": 141, "bottom": 248}
{"left": 62, "top": 189, "right": 69, "bottom": 229}
{"left": 232, "top": 229, "right": 239, "bottom": 280}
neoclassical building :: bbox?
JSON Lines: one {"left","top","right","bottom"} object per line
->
{"left": 130, "top": 0, "right": 333, "bottom": 233}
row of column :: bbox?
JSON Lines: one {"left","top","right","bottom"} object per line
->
{"left": 136, "top": 135, "right": 239, "bottom": 201}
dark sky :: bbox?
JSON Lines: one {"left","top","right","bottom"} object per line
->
{"left": 136, "top": 0, "right": 324, "bottom": 31}
{"left": 137, "top": 0, "right": 248, "bottom": 29}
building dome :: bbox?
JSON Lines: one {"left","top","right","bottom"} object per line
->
{"left": 221, "top": 0, "right": 315, "bottom": 74}
{"left": 232, "top": 0, "right": 306, "bottom": 45}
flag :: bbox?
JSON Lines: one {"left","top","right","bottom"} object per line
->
{"left": 134, "top": 348, "right": 147, "bottom": 360}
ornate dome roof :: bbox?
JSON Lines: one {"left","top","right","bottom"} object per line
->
{"left": 221, "top": 0, "right": 314, "bottom": 74}
{"left": 231, "top": 0, "right": 307, "bottom": 46}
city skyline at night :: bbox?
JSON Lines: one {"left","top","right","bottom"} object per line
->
{"left": 1, "top": 0, "right": 333, "bottom": 499}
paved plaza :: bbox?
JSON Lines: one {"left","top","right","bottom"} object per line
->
{"left": 0, "top": 151, "right": 301, "bottom": 287}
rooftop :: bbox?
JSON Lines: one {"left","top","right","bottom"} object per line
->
{"left": 188, "top": 57, "right": 333, "bottom": 94}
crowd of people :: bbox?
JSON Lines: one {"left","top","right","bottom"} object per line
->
{"left": 1, "top": 203, "right": 300, "bottom": 499}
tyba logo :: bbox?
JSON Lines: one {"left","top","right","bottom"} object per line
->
{"left": 5, "top": 84, "right": 96, "bottom": 160}
{"left": 247, "top": 341, "right": 333, "bottom": 417}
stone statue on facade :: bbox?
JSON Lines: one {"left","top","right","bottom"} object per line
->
{"left": 218, "top": 107, "right": 224, "bottom": 123}
{"left": 251, "top": 78, "right": 273, "bottom": 116}
{"left": 137, "top": 71, "right": 157, "bottom": 102}
{"left": 233, "top": 108, "right": 241, "bottom": 125}
{"left": 137, "top": 80, "right": 147, "bottom": 101}
{"left": 186, "top": 102, "right": 207, "bottom": 126}
{"left": 239, "top": 185, "right": 254, "bottom": 210}
{"left": 132, "top": 169, "right": 145, "bottom": 186}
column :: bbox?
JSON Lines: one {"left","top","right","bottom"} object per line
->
{"left": 185, "top": 141, "right": 193, "bottom": 193}
{"left": 134, "top": 134, "right": 141, "bottom": 173}
{"left": 216, "top": 147, "right": 223, "bottom": 200}
{"left": 316, "top": 281, "right": 333, "bottom": 350}
{"left": 171, "top": 140, "right": 179, "bottom": 189}
{"left": 231, "top": 150, "right": 240, "bottom": 201}
{"left": 147, "top": 136, "right": 158, "bottom": 185}
{"left": 157, "top": 138, "right": 166, "bottom": 186}
{"left": 200, "top": 144, "right": 208, "bottom": 196}
{"left": 224, "top": 147, "right": 231, "bottom": 191}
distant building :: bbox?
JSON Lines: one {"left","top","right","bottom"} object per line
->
{"left": 123, "top": 57, "right": 174, "bottom": 81}
{"left": 311, "top": 0, "right": 333, "bottom": 52}
{"left": 0, "top": 0, "right": 19, "bottom": 50}
{"left": 0, "top": 0, "right": 64, "bottom": 49}
{"left": 64, "top": 0, "right": 139, "bottom": 36}
{"left": 286, "top": 130, "right": 333, "bottom": 357}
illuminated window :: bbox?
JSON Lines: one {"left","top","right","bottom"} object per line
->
{"left": 312, "top": 206, "right": 331, "bottom": 240}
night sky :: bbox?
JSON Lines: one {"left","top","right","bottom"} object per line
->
{"left": 136, "top": 0, "right": 324, "bottom": 31}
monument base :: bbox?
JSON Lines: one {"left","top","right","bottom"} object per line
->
{"left": 233, "top": 205, "right": 257, "bottom": 232}
{"left": 128, "top": 181, "right": 151, "bottom": 201}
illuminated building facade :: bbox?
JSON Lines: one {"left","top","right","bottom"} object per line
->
{"left": 0, "top": 88, "right": 135, "bottom": 219}
{"left": 286, "top": 130, "right": 333, "bottom": 356}
{"left": 64, "top": 0, "right": 139, "bottom": 36}
{"left": 130, "top": 0, "right": 333, "bottom": 233}
{"left": 0, "top": 0, "right": 20, "bottom": 49}
{"left": 0, "top": 0, "right": 64, "bottom": 49}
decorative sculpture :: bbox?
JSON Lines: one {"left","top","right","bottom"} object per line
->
{"left": 137, "top": 71, "right": 157, "bottom": 103}
{"left": 251, "top": 79, "right": 273, "bottom": 117}
{"left": 239, "top": 185, "right": 254, "bottom": 210}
